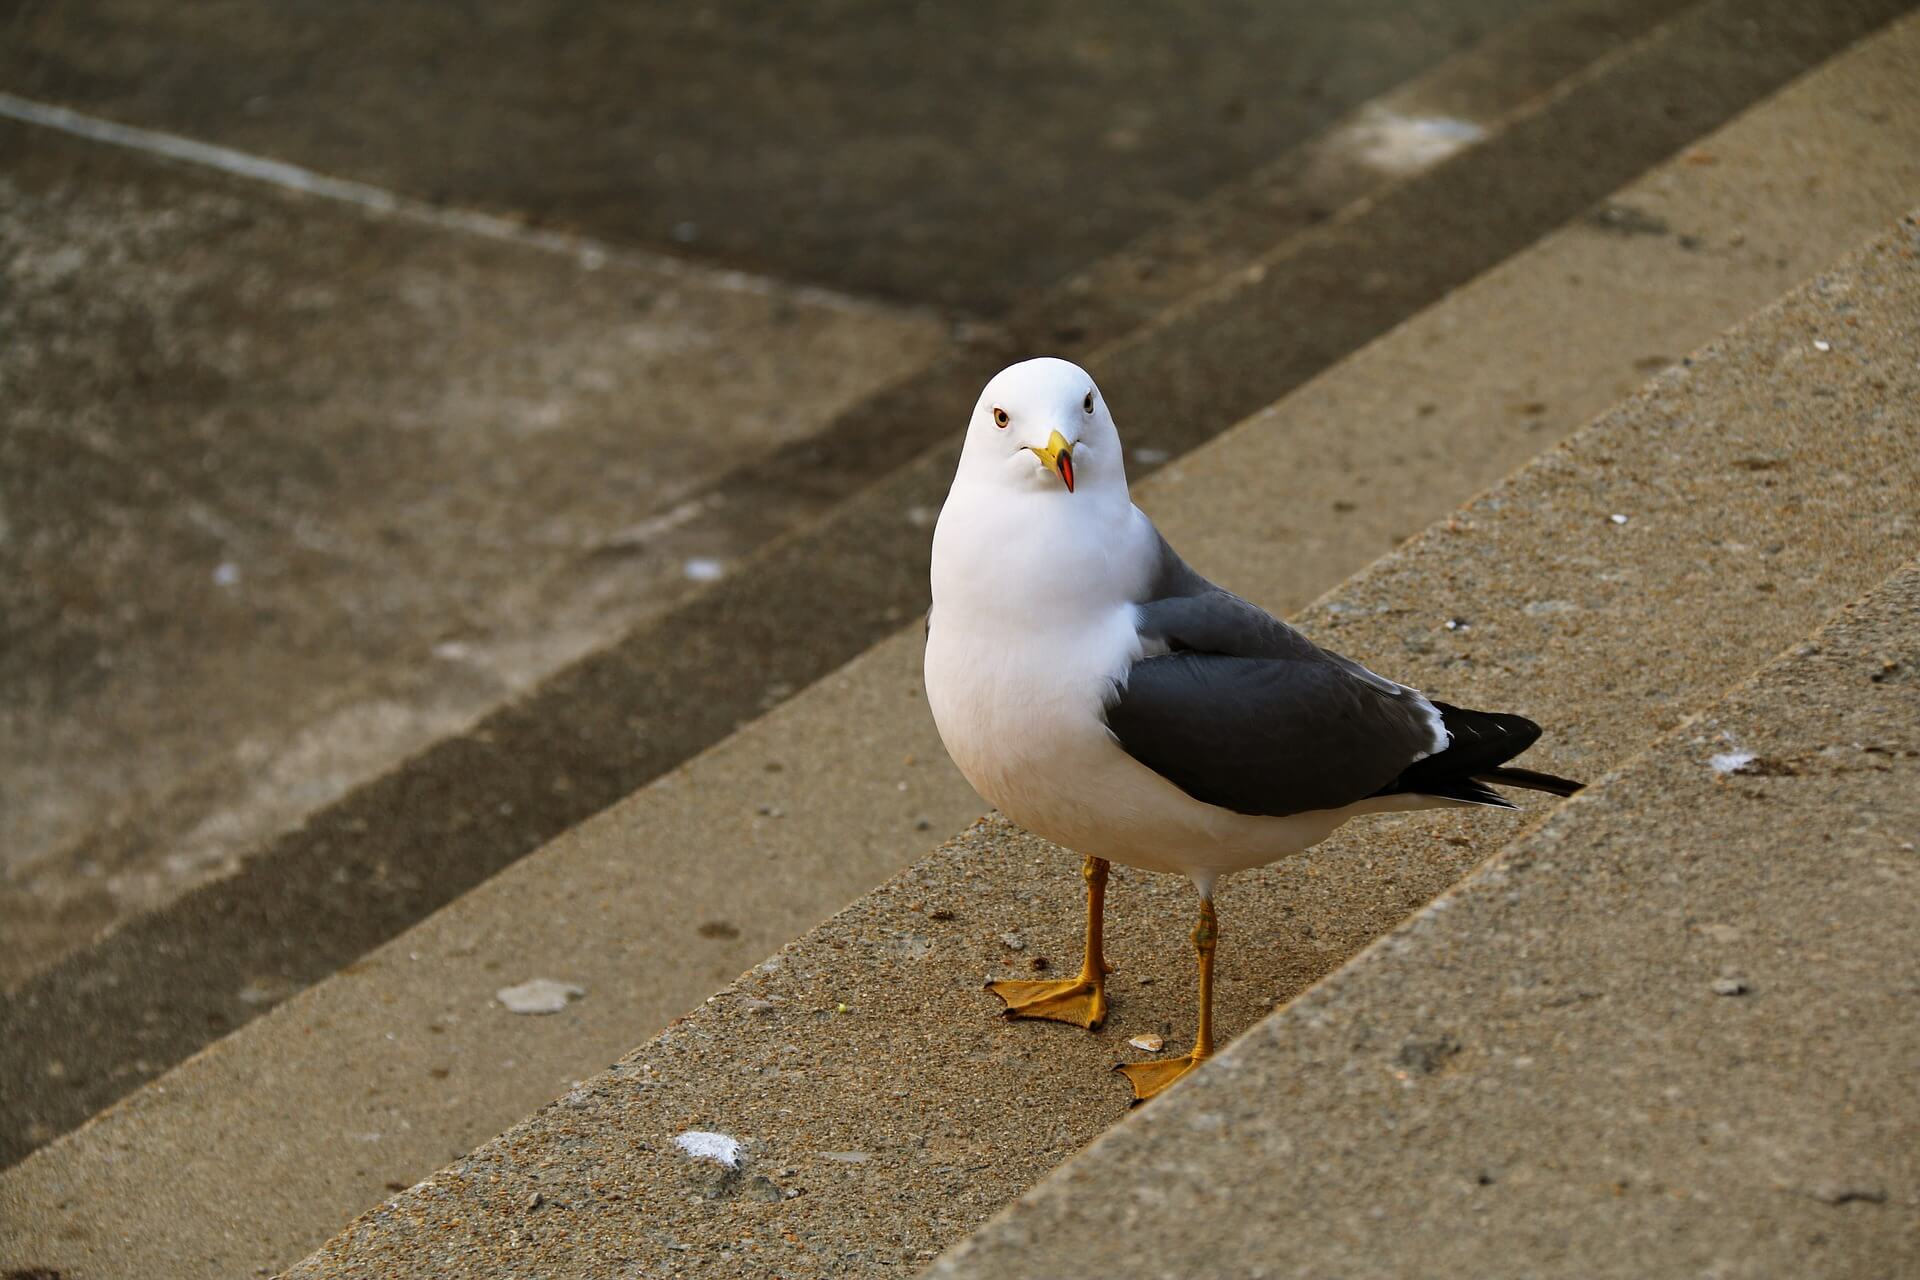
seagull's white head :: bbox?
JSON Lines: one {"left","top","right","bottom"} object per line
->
{"left": 954, "top": 357, "right": 1129, "bottom": 502}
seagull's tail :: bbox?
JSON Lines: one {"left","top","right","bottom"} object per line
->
{"left": 1375, "top": 701, "right": 1583, "bottom": 809}
{"left": 1475, "top": 765, "right": 1584, "bottom": 797}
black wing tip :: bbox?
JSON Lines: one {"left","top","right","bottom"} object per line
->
{"left": 1429, "top": 778, "right": 1520, "bottom": 808}
{"left": 1374, "top": 703, "right": 1581, "bottom": 806}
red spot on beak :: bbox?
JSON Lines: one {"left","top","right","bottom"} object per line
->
{"left": 1059, "top": 450, "right": 1074, "bottom": 493}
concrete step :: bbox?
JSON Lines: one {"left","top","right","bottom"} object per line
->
{"left": 5, "top": 11, "right": 1917, "bottom": 1272}
{"left": 6, "top": 0, "right": 1783, "bottom": 1161}
{"left": 272, "top": 206, "right": 1920, "bottom": 1279}
{"left": 930, "top": 570, "right": 1920, "bottom": 1280}
{"left": 0, "top": 0, "right": 1690, "bottom": 992}
{"left": 0, "top": 111, "right": 947, "bottom": 990}
{"left": 0, "top": 0, "right": 1566, "bottom": 312}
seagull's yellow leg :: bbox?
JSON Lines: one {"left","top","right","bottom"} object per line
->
{"left": 987, "top": 855, "right": 1110, "bottom": 1029}
{"left": 1117, "top": 896, "right": 1216, "bottom": 1102}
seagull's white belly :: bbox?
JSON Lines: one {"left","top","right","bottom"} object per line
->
{"left": 926, "top": 609, "right": 1377, "bottom": 885}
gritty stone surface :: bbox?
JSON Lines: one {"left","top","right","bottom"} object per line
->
{"left": 0, "top": 119, "right": 941, "bottom": 982}
{"left": 269, "top": 213, "right": 1920, "bottom": 1278}
{"left": 932, "top": 563, "right": 1920, "bottom": 1280}
{"left": 5, "top": 0, "right": 1898, "bottom": 1173}
{"left": 0, "top": 0, "right": 1553, "bottom": 311}
{"left": 7, "top": 16, "right": 1920, "bottom": 1273}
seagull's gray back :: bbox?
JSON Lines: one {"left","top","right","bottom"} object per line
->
{"left": 1104, "top": 530, "right": 1445, "bottom": 818}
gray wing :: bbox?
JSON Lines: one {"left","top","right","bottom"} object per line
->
{"left": 1104, "top": 533, "right": 1443, "bottom": 818}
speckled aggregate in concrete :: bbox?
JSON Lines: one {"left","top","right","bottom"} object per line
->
{"left": 0, "top": 0, "right": 1551, "bottom": 311}
{"left": 9, "top": 0, "right": 1894, "bottom": 1178}
{"left": 933, "top": 562, "right": 1920, "bottom": 1280}
{"left": 8, "top": 19, "right": 1920, "bottom": 1275}
{"left": 276, "top": 214, "right": 1920, "bottom": 1277}
{"left": 0, "top": 118, "right": 942, "bottom": 971}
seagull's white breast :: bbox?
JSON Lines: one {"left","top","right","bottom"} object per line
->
{"left": 924, "top": 485, "right": 1372, "bottom": 886}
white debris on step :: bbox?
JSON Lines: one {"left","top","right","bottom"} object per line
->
{"left": 1128, "top": 1034, "right": 1165, "bottom": 1052}
{"left": 1336, "top": 106, "right": 1487, "bottom": 175}
{"left": 1609, "top": 513, "right": 1629, "bottom": 525}
{"left": 675, "top": 1130, "right": 744, "bottom": 1169}
{"left": 495, "top": 978, "right": 586, "bottom": 1014}
{"left": 1709, "top": 750, "right": 1756, "bottom": 775}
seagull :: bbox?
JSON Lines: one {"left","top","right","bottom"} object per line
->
{"left": 924, "top": 357, "right": 1581, "bottom": 1101}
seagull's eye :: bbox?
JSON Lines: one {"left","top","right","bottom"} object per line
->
{"left": 992, "top": 407, "right": 1009, "bottom": 429}
{"left": 1083, "top": 391, "right": 1094, "bottom": 413}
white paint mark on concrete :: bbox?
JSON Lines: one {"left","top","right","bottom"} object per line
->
{"left": 676, "top": 1130, "right": 744, "bottom": 1169}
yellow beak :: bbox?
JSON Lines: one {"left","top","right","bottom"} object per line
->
{"left": 1027, "top": 429, "right": 1076, "bottom": 493}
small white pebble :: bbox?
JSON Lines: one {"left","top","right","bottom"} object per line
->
{"left": 1709, "top": 750, "right": 1755, "bottom": 775}
{"left": 1711, "top": 977, "right": 1749, "bottom": 996}
{"left": 1128, "top": 1034, "right": 1165, "bottom": 1052}
{"left": 1609, "top": 513, "right": 1629, "bottom": 525}
{"left": 676, "top": 1130, "right": 743, "bottom": 1169}
{"left": 495, "top": 978, "right": 586, "bottom": 1014}
{"left": 682, "top": 557, "right": 725, "bottom": 582}
{"left": 1813, "top": 339, "right": 1831, "bottom": 352}
{"left": 213, "top": 561, "right": 241, "bottom": 587}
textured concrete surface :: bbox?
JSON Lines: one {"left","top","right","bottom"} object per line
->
{"left": 5, "top": 0, "right": 1893, "bottom": 1165}
{"left": 0, "top": 0, "right": 1554, "bottom": 311}
{"left": 250, "top": 210, "right": 1920, "bottom": 1277}
{"left": 5, "top": 17, "right": 1918, "bottom": 1271}
{"left": 0, "top": 120, "right": 944, "bottom": 979}
{"left": 933, "top": 566, "right": 1920, "bottom": 1280}
{"left": 1021, "top": 0, "right": 1696, "bottom": 355}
